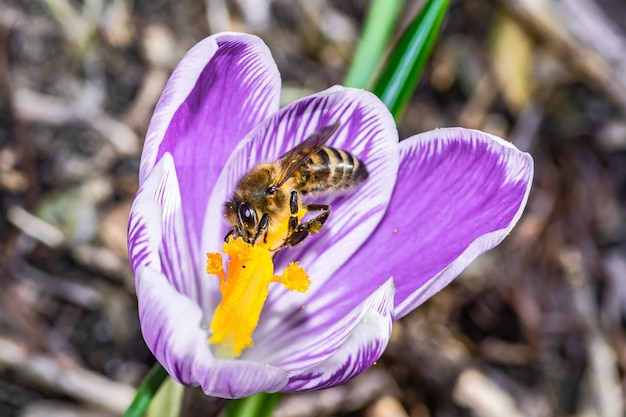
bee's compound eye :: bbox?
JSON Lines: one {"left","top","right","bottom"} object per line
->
{"left": 238, "top": 202, "right": 257, "bottom": 229}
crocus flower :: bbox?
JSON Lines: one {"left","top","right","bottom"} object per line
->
{"left": 128, "top": 32, "right": 533, "bottom": 399}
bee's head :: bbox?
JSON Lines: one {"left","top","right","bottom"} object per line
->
{"left": 224, "top": 200, "right": 259, "bottom": 244}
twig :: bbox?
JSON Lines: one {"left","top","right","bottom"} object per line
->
{"left": 20, "top": 400, "right": 115, "bottom": 417}
{"left": 274, "top": 367, "right": 399, "bottom": 417}
{"left": 0, "top": 335, "right": 135, "bottom": 414}
{"left": 560, "top": 248, "right": 624, "bottom": 417}
{"left": 364, "top": 395, "right": 409, "bottom": 417}
{"left": 9, "top": 258, "right": 103, "bottom": 309}
{"left": 452, "top": 368, "right": 531, "bottom": 417}
{"left": 6, "top": 206, "right": 65, "bottom": 248}
{"left": 0, "top": 15, "right": 39, "bottom": 204}
{"left": 14, "top": 88, "right": 139, "bottom": 156}
{"left": 499, "top": 0, "right": 626, "bottom": 112}
{"left": 457, "top": 72, "right": 499, "bottom": 129}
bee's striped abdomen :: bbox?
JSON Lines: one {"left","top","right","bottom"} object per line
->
{"left": 297, "top": 147, "right": 368, "bottom": 195}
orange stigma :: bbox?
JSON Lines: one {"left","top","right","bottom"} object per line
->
{"left": 206, "top": 236, "right": 309, "bottom": 358}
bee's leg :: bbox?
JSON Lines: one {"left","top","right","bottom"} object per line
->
{"left": 252, "top": 213, "right": 270, "bottom": 244}
{"left": 302, "top": 204, "right": 330, "bottom": 235}
{"left": 283, "top": 204, "right": 330, "bottom": 247}
{"left": 224, "top": 229, "right": 235, "bottom": 242}
{"left": 287, "top": 191, "right": 300, "bottom": 233}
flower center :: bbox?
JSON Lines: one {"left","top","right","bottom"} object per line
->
{"left": 206, "top": 210, "right": 310, "bottom": 358}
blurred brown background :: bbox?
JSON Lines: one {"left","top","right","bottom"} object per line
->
{"left": 1, "top": 0, "right": 625, "bottom": 416}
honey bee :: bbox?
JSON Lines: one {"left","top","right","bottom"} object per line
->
{"left": 224, "top": 123, "right": 368, "bottom": 250}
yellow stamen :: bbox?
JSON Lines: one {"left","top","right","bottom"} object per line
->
{"left": 206, "top": 236, "right": 310, "bottom": 358}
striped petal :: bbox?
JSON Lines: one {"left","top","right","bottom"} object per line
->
{"left": 246, "top": 275, "right": 394, "bottom": 371}
{"left": 140, "top": 32, "right": 281, "bottom": 259}
{"left": 322, "top": 128, "right": 533, "bottom": 319}
{"left": 128, "top": 154, "right": 200, "bottom": 303}
{"left": 136, "top": 265, "right": 288, "bottom": 398}
{"left": 281, "top": 279, "right": 394, "bottom": 391}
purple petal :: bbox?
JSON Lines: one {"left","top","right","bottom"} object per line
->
{"left": 128, "top": 155, "right": 202, "bottom": 303}
{"left": 202, "top": 86, "right": 399, "bottom": 316}
{"left": 192, "top": 357, "right": 287, "bottom": 399}
{"left": 247, "top": 277, "right": 394, "bottom": 372}
{"left": 140, "top": 33, "right": 281, "bottom": 256}
{"left": 281, "top": 280, "right": 394, "bottom": 391}
{"left": 327, "top": 127, "right": 533, "bottom": 319}
{"left": 135, "top": 265, "right": 288, "bottom": 398}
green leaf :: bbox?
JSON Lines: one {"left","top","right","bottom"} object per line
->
{"left": 146, "top": 376, "right": 185, "bottom": 417}
{"left": 344, "top": 0, "right": 404, "bottom": 89}
{"left": 225, "top": 392, "right": 282, "bottom": 417}
{"left": 372, "top": 0, "right": 450, "bottom": 120}
{"left": 123, "top": 363, "right": 169, "bottom": 417}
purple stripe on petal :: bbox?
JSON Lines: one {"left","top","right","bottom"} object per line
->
{"left": 191, "top": 357, "right": 288, "bottom": 399}
{"left": 281, "top": 280, "right": 394, "bottom": 391}
{"left": 141, "top": 33, "right": 280, "bottom": 257}
{"left": 323, "top": 127, "right": 533, "bottom": 320}
{"left": 128, "top": 220, "right": 156, "bottom": 273}
{"left": 128, "top": 154, "right": 205, "bottom": 304}
{"left": 202, "top": 86, "right": 399, "bottom": 320}
{"left": 247, "top": 278, "right": 394, "bottom": 374}
{"left": 128, "top": 160, "right": 171, "bottom": 273}
{"left": 136, "top": 265, "right": 288, "bottom": 398}
{"left": 391, "top": 128, "right": 533, "bottom": 316}
{"left": 136, "top": 264, "right": 210, "bottom": 385}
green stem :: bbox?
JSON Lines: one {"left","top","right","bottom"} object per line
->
{"left": 372, "top": 0, "right": 450, "bottom": 120}
{"left": 225, "top": 392, "right": 282, "bottom": 417}
{"left": 123, "top": 363, "right": 169, "bottom": 417}
{"left": 344, "top": 0, "right": 404, "bottom": 89}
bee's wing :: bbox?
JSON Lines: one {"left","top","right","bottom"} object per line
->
{"left": 273, "top": 123, "right": 340, "bottom": 188}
